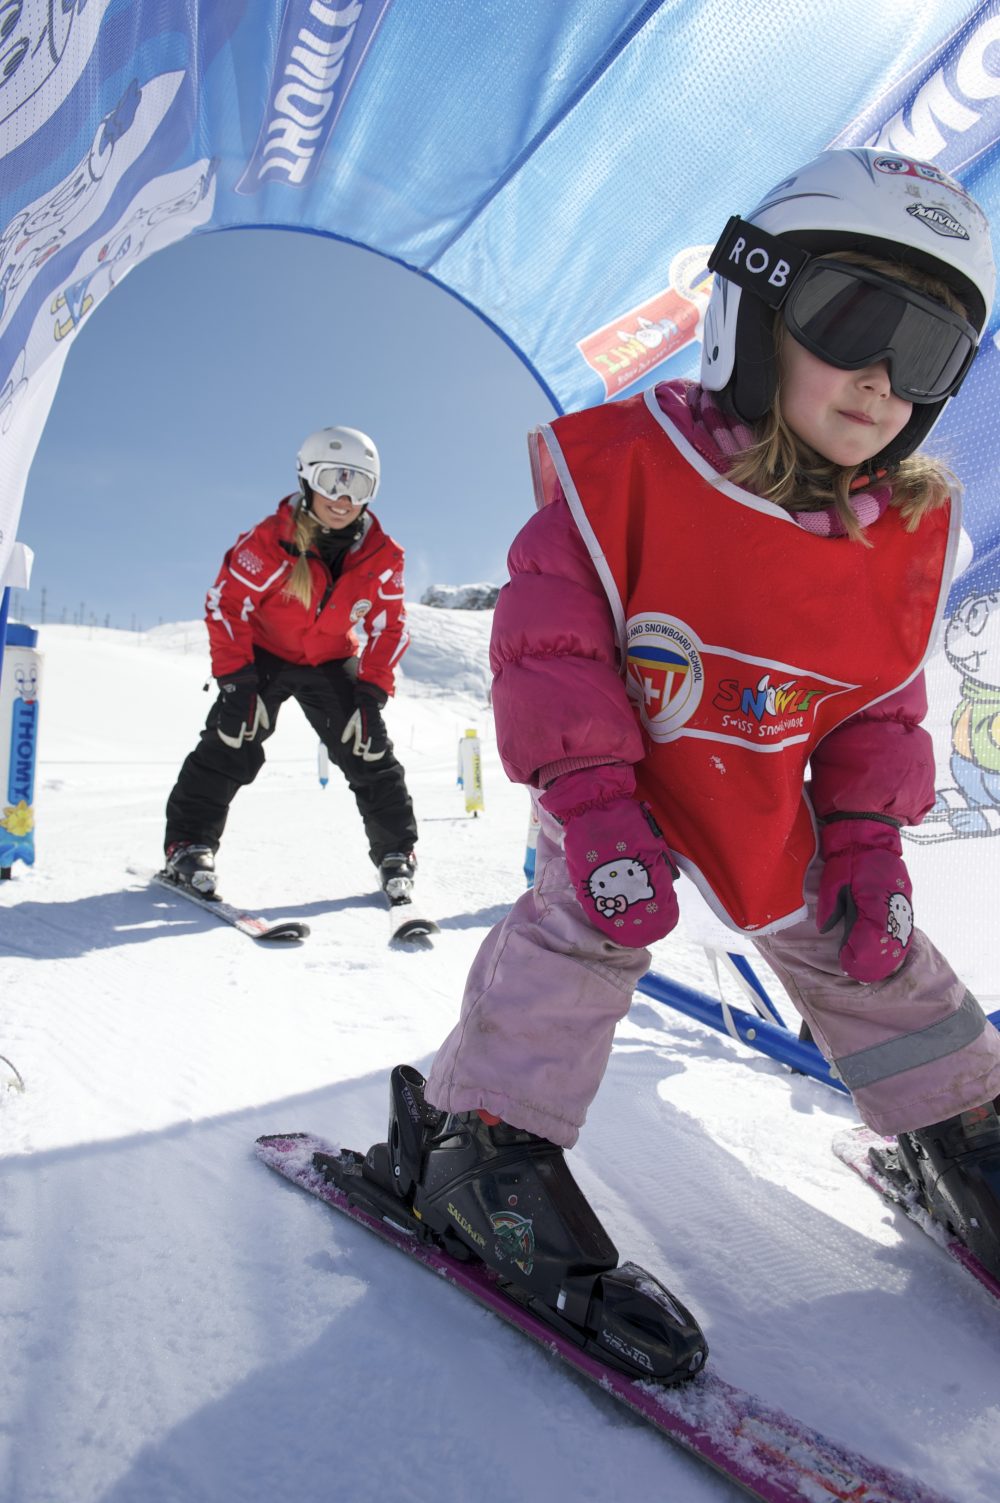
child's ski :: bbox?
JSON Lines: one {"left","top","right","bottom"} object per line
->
{"left": 256, "top": 1130, "right": 949, "bottom": 1503}
{"left": 833, "top": 1125, "right": 1000, "bottom": 1302}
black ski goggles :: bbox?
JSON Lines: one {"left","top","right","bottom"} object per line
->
{"left": 707, "top": 217, "right": 980, "bottom": 404}
{"left": 783, "top": 260, "right": 979, "bottom": 404}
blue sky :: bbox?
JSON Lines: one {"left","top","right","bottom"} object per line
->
{"left": 11, "top": 228, "right": 556, "bottom": 629}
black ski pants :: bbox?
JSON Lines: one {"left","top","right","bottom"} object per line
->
{"left": 165, "top": 651, "right": 417, "bottom": 867}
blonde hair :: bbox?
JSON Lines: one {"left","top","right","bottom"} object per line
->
{"left": 724, "top": 250, "right": 965, "bottom": 542}
{"left": 282, "top": 496, "right": 320, "bottom": 606}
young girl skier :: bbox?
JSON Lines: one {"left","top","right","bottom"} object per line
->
{"left": 352, "top": 149, "right": 1000, "bottom": 1380}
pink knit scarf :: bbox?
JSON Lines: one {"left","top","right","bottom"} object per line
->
{"left": 655, "top": 379, "right": 892, "bottom": 537}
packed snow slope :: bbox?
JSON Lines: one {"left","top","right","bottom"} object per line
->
{"left": 2, "top": 610, "right": 998, "bottom": 1503}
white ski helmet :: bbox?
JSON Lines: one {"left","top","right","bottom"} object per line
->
{"left": 297, "top": 426, "right": 380, "bottom": 505}
{"left": 701, "top": 148, "right": 995, "bottom": 465}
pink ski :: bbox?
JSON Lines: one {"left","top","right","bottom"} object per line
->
{"left": 257, "top": 1131, "right": 951, "bottom": 1503}
{"left": 833, "top": 1125, "right": 1000, "bottom": 1303}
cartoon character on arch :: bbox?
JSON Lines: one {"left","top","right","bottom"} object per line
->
{"left": 904, "top": 587, "right": 1000, "bottom": 845}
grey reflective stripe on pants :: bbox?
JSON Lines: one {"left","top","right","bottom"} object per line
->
{"left": 833, "top": 990, "right": 987, "bottom": 1091}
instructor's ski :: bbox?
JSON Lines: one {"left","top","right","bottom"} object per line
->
{"left": 256, "top": 1131, "right": 948, "bottom": 1503}
{"left": 141, "top": 869, "right": 309, "bottom": 943}
{"left": 0, "top": 1052, "right": 25, "bottom": 1091}
{"left": 833, "top": 1125, "right": 1000, "bottom": 1303}
{"left": 385, "top": 896, "right": 439, "bottom": 945}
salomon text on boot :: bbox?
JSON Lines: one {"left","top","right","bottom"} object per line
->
{"left": 351, "top": 1065, "right": 707, "bottom": 1384}
{"left": 889, "top": 1100, "right": 1000, "bottom": 1280}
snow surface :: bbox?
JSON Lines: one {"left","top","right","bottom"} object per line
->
{"left": 2, "top": 607, "right": 998, "bottom": 1503}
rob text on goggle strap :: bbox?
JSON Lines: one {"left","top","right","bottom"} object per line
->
{"left": 707, "top": 217, "right": 811, "bottom": 308}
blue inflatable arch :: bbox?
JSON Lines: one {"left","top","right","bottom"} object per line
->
{"left": 2, "top": 0, "right": 1000, "bottom": 992}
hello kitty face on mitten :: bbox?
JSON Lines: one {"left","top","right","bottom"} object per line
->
{"left": 587, "top": 858, "right": 653, "bottom": 916}
{"left": 887, "top": 892, "right": 913, "bottom": 947}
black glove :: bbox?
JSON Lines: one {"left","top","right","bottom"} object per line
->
{"left": 216, "top": 665, "right": 269, "bottom": 749}
{"left": 355, "top": 680, "right": 388, "bottom": 710}
{"left": 341, "top": 681, "right": 389, "bottom": 762}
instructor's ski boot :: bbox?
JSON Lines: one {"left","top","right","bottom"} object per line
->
{"left": 350, "top": 1065, "right": 707, "bottom": 1384}
{"left": 379, "top": 851, "right": 416, "bottom": 905}
{"left": 163, "top": 841, "right": 217, "bottom": 895}
{"left": 884, "top": 1100, "right": 1000, "bottom": 1279}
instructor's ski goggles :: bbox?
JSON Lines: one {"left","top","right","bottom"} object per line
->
{"left": 304, "top": 463, "right": 375, "bottom": 503}
{"left": 783, "top": 260, "right": 979, "bottom": 404}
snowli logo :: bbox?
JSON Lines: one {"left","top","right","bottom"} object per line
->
{"left": 349, "top": 597, "right": 371, "bottom": 622}
{"left": 625, "top": 614, "right": 704, "bottom": 743}
{"left": 906, "top": 202, "right": 969, "bottom": 239}
{"left": 710, "top": 669, "right": 849, "bottom": 746}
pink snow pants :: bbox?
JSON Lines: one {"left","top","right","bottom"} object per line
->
{"left": 426, "top": 808, "right": 1000, "bottom": 1147}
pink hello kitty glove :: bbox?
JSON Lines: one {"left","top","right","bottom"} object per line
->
{"left": 540, "top": 765, "right": 679, "bottom": 947}
{"left": 816, "top": 816, "right": 914, "bottom": 983}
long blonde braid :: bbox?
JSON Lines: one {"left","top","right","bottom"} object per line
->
{"left": 282, "top": 494, "right": 320, "bottom": 607}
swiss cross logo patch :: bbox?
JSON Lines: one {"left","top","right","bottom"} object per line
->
{"left": 625, "top": 612, "right": 856, "bottom": 748}
{"left": 626, "top": 615, "right": 705, "bottom": 741}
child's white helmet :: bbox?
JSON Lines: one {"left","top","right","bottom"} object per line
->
{"left": 297, "top": 426, "right": 380, "bottom": 504}
{"left": 700, "top": 148, "right": 995, "bottom": 464}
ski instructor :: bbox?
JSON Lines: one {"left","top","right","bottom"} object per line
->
{"left": 162, "top": 426, "right": 418, "bottom": 903}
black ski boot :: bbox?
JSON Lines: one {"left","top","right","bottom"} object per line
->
{"left": 163, "top": 841, "right": 217, "bottom": 894}
{"left": 882, "top": 1100, "right": 1000, "bottom": 1279}
{"left": 379, "top": 851, "right": 416, "bottom": 905}
{"left": 352, "top": 1065, "right": 707, "bottom": 1384}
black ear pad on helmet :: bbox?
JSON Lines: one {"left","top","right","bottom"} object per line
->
{"left": 730, "top": 295, "right": 777, "bottom": 424}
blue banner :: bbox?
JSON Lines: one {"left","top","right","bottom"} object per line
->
{"left": 0, "top": 638, "right": 39, "bottom": 868}
{"left": 235, "top": 0, "right": 394, "bottom": 194}
{"left": 7, "top": 696, "right": 37, "bottom": 806}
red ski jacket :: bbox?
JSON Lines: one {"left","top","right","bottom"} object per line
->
{"left": 205, "top": 498, "right": 409, "bottom": 696}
